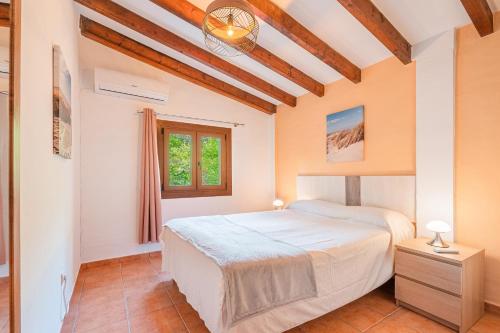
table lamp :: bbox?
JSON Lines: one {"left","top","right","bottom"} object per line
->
{"left": 273, "top": 199, "right": 284, "bottom": 210}
{"left": 426, "top": 220, "right": 451, "bottom": 248}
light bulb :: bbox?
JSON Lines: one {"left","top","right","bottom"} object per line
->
{"left": 226, "top": 13, "right": 235, "bottom": 38}
{"left": 273, "top": 199, "right": 284, "bottom": 209}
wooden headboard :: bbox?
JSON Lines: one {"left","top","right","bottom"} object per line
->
{"left": 296, "top": 176, "right": 416, "bottom": 220}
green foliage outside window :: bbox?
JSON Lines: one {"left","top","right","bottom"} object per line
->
{"left": 168, "top": 134, "right": 222, "bottom": 187}
{"left": 168, "top": 133, "right": 192, "bottom": 186}
{"left": 201, "top": 136, "right": 221, "bottom": 186}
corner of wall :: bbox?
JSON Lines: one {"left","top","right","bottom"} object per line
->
{"left": 413, "top": 29, "right": 456, "bottom": 241}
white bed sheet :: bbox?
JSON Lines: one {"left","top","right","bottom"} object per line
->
{"left": 161, "top": 209, "right": 414, "bottom": 333}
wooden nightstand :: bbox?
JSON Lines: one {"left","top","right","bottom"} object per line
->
{"left": 395, "top": 238, "right": 484, "bottom": 333}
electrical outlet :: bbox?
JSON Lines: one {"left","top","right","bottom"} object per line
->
{"left": 60, "top": 273, "right": 68, "bottom": 320}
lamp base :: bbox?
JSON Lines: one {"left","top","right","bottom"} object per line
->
{"left": 427, "top": 232, "right": 449, "bottom": 248}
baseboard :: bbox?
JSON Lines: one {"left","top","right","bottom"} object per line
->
{"left": 81, "top": 251, "right": 161, "bottom": 269}
{"left": 81, "top": 242, "right": 161, "bottom": 263}
{"left": 486, "top": 301, "right": 500, "bottom": 315}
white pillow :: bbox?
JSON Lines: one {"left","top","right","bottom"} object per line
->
{"left": 287, "top": 199, "right": 355, "bottom": 219}
{"left": 287, "top": 199, "right": 412, "bottom": 231}
{"left": 344, "top": 206, "right": 415, "bottom": 244}
{"left": 343, "top": 205, "right": 411, "bottom": 229}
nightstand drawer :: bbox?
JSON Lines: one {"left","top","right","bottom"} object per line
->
{"left": 396, "top": 250, "right": 462, "bottom": 295}
{"left": 396, "top": 276, "right": 461, "bottom": 325}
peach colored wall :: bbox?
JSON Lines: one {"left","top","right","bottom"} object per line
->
{"left": 455, "top": 12, "right": 500, "bottom": 306}
{"left": 276, "top": 16, "right": 500, "bottom": 305}
{"left": 275, "top": 57, "right": 416, "bottom": 203}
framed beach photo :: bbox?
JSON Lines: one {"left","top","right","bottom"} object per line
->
{"left": 53, "top": 45, "right": 72, "bottom": 159}
{"left": 326, "top": 106, "right": 364, "bottom": 163}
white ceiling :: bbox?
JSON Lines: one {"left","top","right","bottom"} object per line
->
{"left": 75, "top": 0, "right": 499, "bottom": 106}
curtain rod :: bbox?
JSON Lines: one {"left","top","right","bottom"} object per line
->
{"left": 136, "top": 111, "right": 245, "bottom": 128}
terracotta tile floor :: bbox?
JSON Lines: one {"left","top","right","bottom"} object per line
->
{"left": 61, "top": 253, "right": 500, "bottom": 333}
{"left": 0, "top": 277, "right": 9, "bottom": 333}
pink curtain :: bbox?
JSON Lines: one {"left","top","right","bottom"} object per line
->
{"left": 0, "top": 171, "right": 5, "bottom": 264}
{"left": 139, "top": 108, "right": 163, "bottom": 243}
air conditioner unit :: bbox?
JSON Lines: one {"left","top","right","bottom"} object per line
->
{"left": 94, "top": 68, "right": 169, "bottom": 105}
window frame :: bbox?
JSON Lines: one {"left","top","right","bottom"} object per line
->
{"left": 157, "top": 120, "right": 232, "bottom": 199}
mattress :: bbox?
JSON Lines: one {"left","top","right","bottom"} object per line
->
{"left": 161, "top": 203, "right": 415, "bottom": 333}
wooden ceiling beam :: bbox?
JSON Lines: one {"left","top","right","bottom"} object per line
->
{"left": 337, "top": 0, "right": 412, "bottom": 65}
{"left": 460, "top": 0, "right": 493, "bottom": 37}
{"left": 75, "top": 0, "right": 296, "bottom": 107}
{"left": 0, "top": 3, "right": 10, "bottom": 27}
{"left": 246, "top": 0, "right": 361, "bottom": 83}
{"left": 79, "top": 16, "right": 276, "bottom": 114}
{"left": 150, "top": 0, "right": 325, "bottom": 96}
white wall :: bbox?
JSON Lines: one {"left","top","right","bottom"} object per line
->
{"left": 0, "top": 91, "right": 8, "bottom": 278}
{"left": 20, "top": 1, "right": 81, "bottom": 332}
{"left": 413, "top": 30, "right": 456, "bottom": 240}
{"left": 80, "top": 37, "right": 276, "bottom": 262}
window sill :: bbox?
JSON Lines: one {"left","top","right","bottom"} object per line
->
{"left": 161, "top": 189, "right": 232, "bottom": 199}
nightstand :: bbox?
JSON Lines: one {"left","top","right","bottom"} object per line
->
{"left": 395, "top": 238, "right": 484, "bottom": 333}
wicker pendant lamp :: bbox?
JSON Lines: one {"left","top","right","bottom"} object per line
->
{"left": 203, "top": 0, "right": 259, "bottom": 56}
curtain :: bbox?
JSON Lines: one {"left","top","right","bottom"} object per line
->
{"left": 139, "top": 108, "right": 163, "bottom": 243}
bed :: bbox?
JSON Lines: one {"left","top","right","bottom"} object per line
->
{"left": 161, "top": 176, "right": 416, "bottom": 333}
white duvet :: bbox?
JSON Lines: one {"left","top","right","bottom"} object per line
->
{"left": 161, "top": 200, "right": 415, "bottom": 333}
{"left": 166, "top": 215, "right": 318, "bottom": 326}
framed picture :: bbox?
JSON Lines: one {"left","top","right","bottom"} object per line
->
{"left": 326, "top": 105, "right": 364, "bottom": 163}
{"left": 53, "top": 45, "right": 72, "bottom": 159}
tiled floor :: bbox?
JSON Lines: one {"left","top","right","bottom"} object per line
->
{"left": 0, "top": 277, "right": 8, "bottom": 333}
{"left": 62, "top": 253, "right": 500, "bottom": 333}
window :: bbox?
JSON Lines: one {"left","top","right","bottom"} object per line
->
{"left": 157, "top": 120, "right": 232, "bottom": 199}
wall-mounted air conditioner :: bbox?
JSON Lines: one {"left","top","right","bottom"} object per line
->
{"left": 94, "top": 68, "right": 169, "bottom": 105}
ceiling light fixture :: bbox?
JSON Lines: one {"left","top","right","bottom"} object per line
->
{"left": 203, "top": 0, "right": 259, "bottom": 57}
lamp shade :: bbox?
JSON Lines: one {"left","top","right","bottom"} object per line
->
{"left": 272, "top": 199, "right": 284, "bottom": 208}
{"left": 203, "top": 0, "right": 259, "bottom": 56}
{"left": 426, "top": 220, "right": 451, "bottom": 233}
